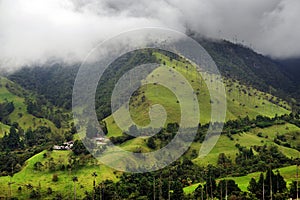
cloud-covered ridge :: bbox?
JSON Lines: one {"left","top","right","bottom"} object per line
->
{"left": 0, "top": 0, "right": 299, "bottom": 71}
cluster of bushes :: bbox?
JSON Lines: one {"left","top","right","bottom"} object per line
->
{"left": 0, "top": 101, "right": 14, "bottom": 123}
{"left": 25, "top": 97, "right": 69, "bottom": 128}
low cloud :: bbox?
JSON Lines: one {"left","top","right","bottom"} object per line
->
{"left": 0, "top": 0, "right": 299, "bottom": 71}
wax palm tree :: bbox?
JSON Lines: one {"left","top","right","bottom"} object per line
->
{"left": 72, "top": 176, "right": 78, "bottom": 200}
{"left": 92, "top": 172, "right": 98, "bottom": 188}
{"left": 92, "top": 172, "right": 98, "bottom": 199}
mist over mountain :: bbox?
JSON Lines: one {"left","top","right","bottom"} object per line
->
{"left": 1, "top": 1, "right": 300, "bottom": 199}
{"left": 8, "top": 38, "right": 299, "bottom": 114}
{"left": 0, "top": 0, "right": 299, "bottom": 71}
{"left": 277, "top": 58, "right": 300, "bottom": 84}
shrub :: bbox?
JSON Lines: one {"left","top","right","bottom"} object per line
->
{"left": 30, "top": 189, "right": 41, "bottom": 198}
{"left": 257, "top": 132, "right": 263, "bottom": 137}
{"left": 47, "top": 187, "right": 53, "bottom": 195}
{"left": 52, "top": 174, "right": 58, "bottom": 182}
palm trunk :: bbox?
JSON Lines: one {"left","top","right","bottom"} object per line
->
{"left": 74, "top": 183, "right": 76, "bottom": 200}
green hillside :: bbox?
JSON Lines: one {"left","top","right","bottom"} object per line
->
{"left": 192, "top": 122, "right": 300, "bottom": 166}
{"left": 0, "top": 77, "right": 62, "bottom": 133}
{"left": 184, "top": 165, "right": 299, "bottom": 194}
{"left": 105, "top": 51, "right": 290, "bottom": 137}
{"left": 0, "top": 122, "right": 10, "bottom": 137}
{"left": 0, "top": 47, "right": 299, "bottom": 199}
{"left": 0, "top": 150, "right": 118, "bottom": 199}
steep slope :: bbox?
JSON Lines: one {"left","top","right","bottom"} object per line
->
{"left": 0, "top": 77, "right": 64, "bottom": 133}
{"left": 8, "top": 38, "right": 297, "bottom": 118}
{"left": 105, "top": 51, "right": 290, "bottom": 137}
{"left": 0, "top": 46, "right": 299, "bottom": 199}
{"left": 196, "top": 38, "right": 295, "bottom": 98}
{"left": 0, "top": 150, "right": 118, "bottom": 199}
{"left": 0, "top": 76, "right": 75, "bottom": 190}
{"left": 277, "top": 57, "right": 300, "bottom": 108}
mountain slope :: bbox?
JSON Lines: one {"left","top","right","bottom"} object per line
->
{"left": 1, "top": 39, "right": 299, "bottom": 199}
{"left": 8, "top": 38, "right": 297, "bottom": 117}
{"left": 197, "top": 38, "right": 295, "bottom": 100}
{"left": 105, "top": 50, "right": 290, "bottom": 136}
{"left": 0, "top": 77, "right": 64, "bottom": 133}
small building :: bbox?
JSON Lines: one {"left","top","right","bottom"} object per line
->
{"left": 53, "top": 141, "right": 74, "bottom": 150}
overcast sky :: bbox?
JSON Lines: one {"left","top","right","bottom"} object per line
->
{"left": 0, "top": 0, "right": 299, "bottom": 71}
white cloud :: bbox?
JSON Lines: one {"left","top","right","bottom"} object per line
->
{"left": 0, "top": 0, "right": 299, "bottom": 71}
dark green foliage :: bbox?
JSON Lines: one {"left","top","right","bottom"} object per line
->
{"left": 24, "top": 128, "right": 34, "bottom": 146}
{"left": 1, "top": 126, "right": 23, "bottom": 150}
{"left": 83, "top": 160, "right": 204, "bottom": 199}
{"left": 29, "top": 189, "right": 41, "bottom": 199}
{"left": 217, "top": 179, "right": 241, "bottom": 199}
{"left": 236, "top": 144, "right": 291, "bottom": 173}
{"left": 33, "top": 161, "right": 43, "bottom": 171}
{"left": 70, "top": 123, "right": 77, "bottom": 134}
{"left": 171, "top": 180, "right": 184, "bottom": 200}
{"left": 25, "top": 97, "right": 67, "bottom": 128}
{"left": 9, "top": 64, "right": 78, "bottom": 110}
{"left": 194, "top": 184, "right": 204, "bottom": 199}
{"left": 53, "top": 193, "right": 63, "bottom": 200}
{"left": 248, "top": 169, "right": 286, "bottom": 199}
{"left": 0, "top": 146, "right": 44, "bottom": 175}
{"left": 99, "top": 121, "right": 108, "bottom": 135}
{"left": 197, "top": 37, "right": 295, "bottom": 103}
{"left": 9, "top": 51, "right": 156, "bottom": 121}
{"left": 72, "top": 140, "right": 89, "bottom": 155}
{"left": 26, "top": 99, "right": 40, "bottom": 117}
{"left": 24, "top": 126, "right": 53, "bottom": 146}
{"left": 47, "top": 187, "right": 53, "bottom": 195}
{"left": 166, "top": 122, "right": 179, "bottom": 133}
{"left": 52, "top": 174, "right": 59, "bottom": 182}
{"left": 146, "top": 137, "right": 156, "bottom": 149}
{"left": 110, "top": 133, "right": 134, "bottom": 145}
{"left": 289, "top": 181, "right": 300, "bottom": 199}
{"left": 217, "top": 153, "right": 232, "bottom": 166}
{"left": 248, "top": 178, "right": 258, "bottom": 195}
{"left": 64, "top": 131, "right": 73, "bottom": 142}
{"left": 203, "top": 175, "right": 217, "bottom": 199}
{"left": 0, "top": 101, "right": 14, "bottom": 122}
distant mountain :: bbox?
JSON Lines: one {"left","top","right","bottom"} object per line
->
{"left": 8, "top": 38, "right": 299, "bottom": 115}
{"left": 197, "top": 38, "right": 296, "bottom": 100}
{"left": 277, "top": 57, "right": 300, "bottom": 84}
{"left": 275, "top": 57, "right": 300, "bottom": 107}
{"left": 9, "top": 50, "right": 156, "bottom": 119}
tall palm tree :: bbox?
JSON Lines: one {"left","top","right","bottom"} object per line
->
{"left": 72, "top": 176, "right": 78, "bottom": 200}
{"left": 296, "top": 161, "right": 299, "bottom": 200}
{"left": 92, "top": 172, "right": 98, "bottom": 188}
{"left": 92, "top": 172, "right": 98, "bottom": 200}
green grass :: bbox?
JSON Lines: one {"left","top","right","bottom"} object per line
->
{"left": 0, "top": 150, "right": 119, "bottom": 199}
{"left": 101, "top": 51, "right": 296, "bottom": 184}
{"left": 120, "top": 137, "right": 152, "bottom": 152}
{"left": 0, "top": 52, "right": 295, "bottom": 198}
{"left": 105, "top": 51, "right": 290, "bottom": 138}
{"left": 0, "top": 77, "right": 62, "bottom": 135}
{"left": 193, "top": 122, "right": 300, "bottom": 166}
{"left": 193, "top": 135, "right": 238, "bottom": 166}
{"left": 0, "top": 122, "right": 10, "bottom": 137}
{"left": 183, "top": 183, "right": 202, "bottom": 194}
{"left": 225, "top": 165, "right": 299, "bottom": 192}
{"left": 250, "top": 123, "right": 300, "bottom": 140}
{"left": 184, "top": 165, "right": 299, "bottom": 194}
